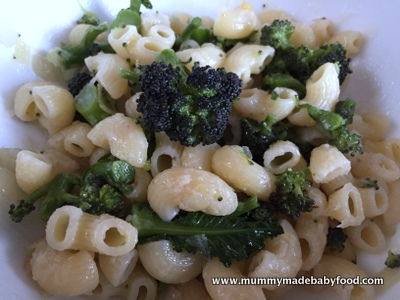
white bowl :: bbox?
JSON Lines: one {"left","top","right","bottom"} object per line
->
{"left": 0, "top": 0, "right": 399, "bottom": 299}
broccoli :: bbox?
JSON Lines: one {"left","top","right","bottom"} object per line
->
{"left": 239, "top": 116, "right": 314, "bottom": 164}
{"left": 74, "top": 79, "right": 117, "bottom": 126}
{"left": 76, "top": 6, "right": 100, "bottom": 25}
{"left": 9, "top": 154, "right": 134, "bottom": 222}
{"left": 360, "top": 178, "right": 379, "bottom": 190}
{"left": 135, "top": 49, "right": 242, "bottom": 147}
{"left": 301, "top": 102, "right": 363, "bottom": 156}
{"left": 110, "top": 0, "right": 152, "bottom": 30}
{"left": 326, "top": 227, "right": 348, "bottom": 253}
{"left": 268, "top": 167, "right": 315, "bottom": 219}
{"left": 174, "top": 17, "right": 212, "bottom": 50}
{"left": 67, "top": 72, "right": 93, "bottom": 97}
{"left": 385, "top": 250, "right": 400, "bottom": 269}
{"left": 334, "top": 98, "right": 356, "bottom": 125}
{"left": 260, "top": 20, "right": 352, "bottom": 98}
{"left": 127, "top": 196, "right": 283, "bottom": 267}
{"left": 47, "top": 22, "right": 114, "bottom": 69}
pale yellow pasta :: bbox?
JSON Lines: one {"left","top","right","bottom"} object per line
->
{"left": 349, "top": 152, "right": 400, "bottom": 183}
{"left": 310, "top": 18, "right": 335, "bottom": 46}
{"left": 137, "top": 240, "right": 205, "bottom": 284}
{"left": 328, "top": 30, "right": 364, "bottom": 56}
{"left": 140, "top": 11, "right": 171, "bottom": 36}
{"left": 30, "top": 239, "right": 99, "bottom": 297}
{"left": 146, "top": 24, "right": 176, "bottom": 48}
{"left": 98, "top": 249, "right": 139, "bottom": 287}
{"left": 15, "top": 150, "right": 53, "bottom": 193}
{"left": 89, "top": 147, "right": 110, "bottom": 166}
{"left": 108, "top": 25, "right": 142, "bottom": 61}
{"left": 68, "top": 24, "right": 108, "bottom": 45}
{"left": 150, "top": 131, "right": 183, "bottom": 177}
{"left": 309, "top": 144, "right": 351, "bottom": 184}
{"left": 325, "top": 182, "right": 364, "bottom": 228}
{"left": 180, "top": 143, "right": 220, "bottom": 171}
{"left": 0, "top": 167, "right": 26, "bottom": 205}
{"left": 47, "top": 121, "right": 95, "bottom": 157}
{"left": 45, "top": 205, "right": 138, "bottom": 256}
{"left": 211, "top": 145, "right": 275, "bottom": 201}
{"left": 358, "top": 186, "right": 388, "bottom": 218}
{"left": 303, "top": 187, "right": 328, "bottom": 218}
{"left": 248, "top": 219, "right": 302, "bottom": 290}
{"left": 213, "top": 2, "right": 259, "bottom": 40}
{"left": 131, "top": 36, "right": 170, "bottom": 65}
{"left": 349, "top": 113, "right": 390, "bottom": 142}
{"left": 313, "top": 255, "right": 374, "bottom": 300}
{"left": 124, "top": 91, "right": 143, "bottom": 119}
{"left": 41, "top": 148, "right": 80, "bottom": 174}
{"left": 344, "top": 219, "right": 385, "bottom": 253}
{"left": 383, "top": 180, "right": 400, "bottom": 225}
{"left": 85, "top": 53, "right": 130, "bottom": 99}
{"left": 156, "top": 278, "right": 212, "bottom": 300}
{"left": 147, "top": 166, "right": 238, "bottom": 221}
{"left": 296, "top": 213, "right": 328, "bottom": 271}
{"left": 203, "top": 258, "right": 266, "bottom": 300}
{"left": 233, "top": 87, "right": 297, "bottom": 122}
{"left": 290, "top": 22, "right": 316, "bottom": 48}
{"left": 176, "top": 43, "right": 226, "bottom": 71}
{"left": 364, "top": 138, "right": 400, "bottom": 166}
{"left": 263, "top": 140, "right": 302, "bottom": 174}
{"left": 169, "top": 12, "right": 192, "bottom": 35}
{"left": 224, "top": 44, "right": 275, "bottom": 87}
{"left": 87, "top": 113, "right": 148, "bottom": 168}
{"left": 320, "top": 172, "right": 355, "bottom": 195}
{"left": 124, "top": 168, "right": 152, "bottom": 203}
{"left": 256, "top": 9, "right": 293, "bottom": 24}
{"left": 288, "top": 63, "right": 340, "bottom": 126}
{"left": 372, "top": 215, "right": 397, "bottom": 238}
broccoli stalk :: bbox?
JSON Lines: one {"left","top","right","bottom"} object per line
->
{"left": 173, "top": 17, "right": 212, "bottom": 50}
{"left": 133, "top": 49, "right": 242, "bottom": 147}
{"left": 300, "top": 102, "right": 363, "bottom": 156}
{"left": 269, "top": 167, "right": 315, "bottom": 219}
{"left": 326, "top": 227, "right": 348, "bottom": 253}
{"left": 47, "top": 22, "right": 113, "bottom": 69}
{"left": 9, "top": 155, "right": 135, "bottom": 222}
{"left": 110, "top": 0, "right": 153, "bottom": 30}
{"left": 385, "top": 250, "right": 400, "bottom": 269}
{"left": 127, "top": 196, "right": 283, "bottom": 267}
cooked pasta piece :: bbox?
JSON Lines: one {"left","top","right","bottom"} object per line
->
{"left": 320, "top": 172, "right": 355, "bottom": 196}
{"left": 150, "top": 131, "right": 183, "bottom": 177}
{"left": 180, "top": 143, "right": 220, "bottom": 171}
{"left": 47, "top": 121, "right": 95, "bottom": 157}
{"left": 328, "top": 30, "right": 364, "bottom": 56}
{"left": 363, "top": 138, "right": 400, "bottom": 166}
{"left": 137, "top": 240, "right": 205, "bottom": 284}
{"left": 169, "top": 12, "right": 192, "bottom": 35}
{"left": 146, "top": 24, "right": 176, "bottom": 48}
{"left": 290, "top": 22, "right": 316, "bottom": 48}
{"left": 310, "top": 18, "right": 335, "bottom": 46}
{"left": 85, "top": 53, "right": 130, "bottom": 99}
{"left": 156, "top": 278, "right": 212, "bottom": 300}
{"left": 263, "top": 140, "right": 302, "bottom": 174}
{"left": 309, "top": 144, "right": 351, "bottom": 184}
{"left": 383, "top": 180, "right": 400, "bottom": 225}
{"left": 203, "top": 258, "right": 266, "bottom": 300}
{"left": 176, "top": 43, "right": 225, "bottom": 71}
{"left": 46, "top": 205, "right": 138, "bottom": 256}
{"left": 344, "top": 219, "right": 386, "bottom": 253}
{"left": 87, "top": 113, "right": 148, "bottom": 168}
{"left": 98, "top": 249, "right": 139, "bottom": 287}
{"left": 233, "top": 87, "right": 297, "bottom": 122}
{"left": 213, "top": 2, "right": 259, "bottom": 40}
{"left": 124, "top": 92, "right": 143, "bottom": 120}
{"left": 325, "top": 182, "right": 364, "bottom": 228}
{"left": 256, "top": 9, "right": 293, "bottom": 24}
{"left": 108, "top": 25, "right": 142, "bottom": 61}
{"left": 313, "top": 255, "right": 374, "bottom": 300}
{"left": 248, "top": 219, "right": 302, "bottom": 290}
{"left": 147, "top": 167, "right": 238, "bottom": 221}
{"left": 130, "top": 36, "right": 170, "bottom": 65}
{"left": 124, "top": 168, "right": 152, "bottom": 203}
{"left": 140, "top": 11, "right": 170, "bottom": 36}
{"left": 30, "top": 239, "right": 99, "bottom": 297}
{"left": 211, "top": 145, "right": 275, "bottom": 201}
{"left": 358, "top": 186, "right": 389, "bottom": 218}
{"left": 224, "top": 44, "right": 275, "bottom": 87}
{"left": 349, "top": 113, "right": 390, "bottom": 142}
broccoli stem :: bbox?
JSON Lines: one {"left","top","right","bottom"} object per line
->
{"left": 263, "top": 73, "right": 306, "bottom": 99}
{"left": 110, "top": 0, "right": 153, "bottom": 29}
{"left": 174, "top": 17, "right": 203, "bottom": 50}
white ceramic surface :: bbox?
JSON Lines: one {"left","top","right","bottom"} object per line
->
{"left": 0, "top": 0, "right": 399, "bottom": 299}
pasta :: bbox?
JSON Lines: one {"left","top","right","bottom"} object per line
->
{"left": 2, "top": 1, "right": 398, "bottom": 299}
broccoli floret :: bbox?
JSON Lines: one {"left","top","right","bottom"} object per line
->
{"left": 301, "top": 103, "right": 363, "bottom": 156}
{"left": 385, "top": 250, "right": 400, "bottom": 269}
{"left": 260, "top": 20, "right": 352, "bottom": 98}
{"left": 135, "top": 49, "right": 241, "bottom": 147}
{"left": 260, "top": 19, "right": 295, "bottom": 51}
{"left": 269, "top": 167, "right": 315, "bottom": 219}
{"left": 67, "top": 72, "right": 93, "bottom": 97}
{"left": 360, "top": 178, "right": 379, "bottom": 190}
{"left": 74, "top": 80, "right": 117, "bottom": 126}
{"left": 334, "top": 98, "right": 356, "bottom": 125}
{"left": 327, "top": 227, "right": 348, "bottom": 253}
{"left": 9, "top": 155, "right": 134, "bottom": 222}
{"left": 239, "top": 115, "right": 278, "bottom": 164}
